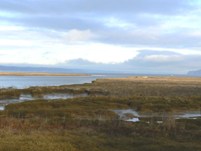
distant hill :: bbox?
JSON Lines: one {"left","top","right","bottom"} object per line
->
{"left": 0, "top": 65, "right": 121, "bottom": 74}
{"left": 0, "top": 65, "right": 85, "bottom": 73}
{"left": 187, "top": 69, "right": 201, "bottom": 76}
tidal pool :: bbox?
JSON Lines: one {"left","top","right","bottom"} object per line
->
{"left": 175, "top": 111, "right": 201, "bottom": 119}
{"left": 0, "top": 93, "right": 88, "bottom": 111}
{"left": 43, "top": 93, "right": 88, "bottom": 100}
{"left": 113, "top": 109, "right": 140, "bottom": 122}
{"left": 0, "top": 106, "right": 4, "bottom": 111}
{"left": 113, "top": 109, "right": 201, "bottom": 123}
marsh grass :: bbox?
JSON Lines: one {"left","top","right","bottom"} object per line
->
{"left": 0, "top": 77, "right": 201, "bottom": 150}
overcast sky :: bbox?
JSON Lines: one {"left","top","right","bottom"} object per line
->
{"left": 0, "top": 0, "right": 201, "bottom": 73}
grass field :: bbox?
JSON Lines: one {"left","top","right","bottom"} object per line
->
{"left": 0, "top": 76, "right": 201, "bottom": 151}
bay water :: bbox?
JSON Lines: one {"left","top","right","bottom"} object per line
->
{"left": 0, "top": 74, "right": 130, "bottom": 89}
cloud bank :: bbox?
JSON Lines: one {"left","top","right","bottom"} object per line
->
{"left": 57, "top": 50, "right": 201, "bottom": 74}
{"left": 0, "top": 0, "right": 201, "bottom": 74}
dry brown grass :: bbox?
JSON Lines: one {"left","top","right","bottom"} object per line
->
{"left": 101, "top": 76, "right": 201, "bottom": 84}
{"left": 0, "top": 76, "right": 201, "bottom": 151}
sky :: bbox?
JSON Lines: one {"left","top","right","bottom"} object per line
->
{"left": 0, "top": 0, "right": 201, "bottom": 74}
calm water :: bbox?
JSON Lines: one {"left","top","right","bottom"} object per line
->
{"left": 0, "top": 74, "right": 130, "bottom": 89}
{"left": 0, "top": 93, "right": 89, "bottom": 110}
{"left": 113, "top": 109, "right": 201, "bottom": 123}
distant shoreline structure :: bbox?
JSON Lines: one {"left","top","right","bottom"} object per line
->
{"left": 0, "top": 72, "right": 90, "bottom": 76}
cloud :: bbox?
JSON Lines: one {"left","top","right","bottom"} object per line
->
{"left": 0, "top": 0, "right": 201, "bottom": 69}
{"left": 0, "top": 0, "right": 191, "bottom": 14}
{"left": 57, "top": 50, "right": 201, "bottom": 74}
{"left": 59, "top": 58, "right": 97, "bottom": 67}
{"left": 0, "top": 0, "right": 193, "bottom": 29}
{"left": 64, "top": 29, "right": 97, "bottom": 42}
{"left": 143, "top": 55, "right": 183, "bottom": 62}
{"left": 0, "top": 0, "right": 194, "bottom": 31}
{"left": 130, "top": 50, "right": 183, "bottom": 63}
{"left": 124, "top": 50, "right": 201, "bottom": 73}
{"left": 0, "top": 0, "right": 200, "bottom": 50}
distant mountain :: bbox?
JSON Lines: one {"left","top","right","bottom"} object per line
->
{"left": 58, "top": 58, "right": 99, "bottom": 67}
{"left": 57, "top": 58, "right": 130, "bottom": 73}
{"left": 1, "top": 50, "right": 197, "bottom": 75}
{"left": 0, "top": 65, "right": 85, "bottom": 73}
{"left": 187, "top": 69, "right": 201, "bottom": 76}
{"left": 65, "top": 58, "right": 97, "bottom": 66}
{"left": 0, "top": 64, "right": 123, "bottom": 74}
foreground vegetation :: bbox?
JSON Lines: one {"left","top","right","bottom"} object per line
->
{"left": 0, "top": 76, "right": 201, "bottom": 151}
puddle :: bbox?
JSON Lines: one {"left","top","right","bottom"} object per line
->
{"left": 112, "top": 109, "right": 201, "bottom": 123}
{"left": 20, "top": 94, "right": 34, "bottom": 101}
{"left": 0, "top": 93, "right": 88, "bottom": 111}
{"left": 175, "top": 112, "right": 201, "bottom": 119}
{"left": 157, "top": 121, "right": 163, "bottom": 124}
{"left": 126, "top": 118, "right": 140, "bottom": 122}
{"left": 0, "top": 106, "right": 4, "bottom": 111}
{"left": 113, "top": 109, "right": 140, "bottom": 122}
{"left": 0, "top": 94, "right": 35, "bottom": 111}
{"left": 113, "top": 109, "right": 139, "bottom": 118}
{"left": 43, "top": 93, "right": 88, "bottom": 100}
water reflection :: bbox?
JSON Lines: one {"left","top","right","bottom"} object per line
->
{"left": 20, "top": 94, "right": 34, "bottom": 101}
{"left": 0, "top": 93, "right": 88, "bottom": 111}
{"left": 43, "top": 93, "right": 88, "bottom": 100}
{"left": 0, "top": 106, "right": 4, "bottom": 111}
{"left": 113, "top": 109, "right": 201, "bottom": 123}
{"left": 126, "top": 118, "right": 140, "bottom": 122}
{"left": 113, "top": 109, "right": 140, "bottom": 122}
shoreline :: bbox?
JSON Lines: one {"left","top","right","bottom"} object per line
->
{"left": 0, "top": 72, "right": 90, "bottom": 77}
